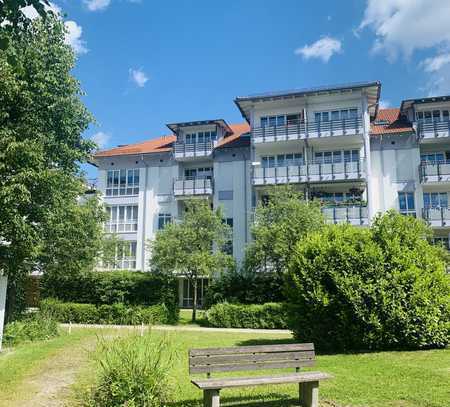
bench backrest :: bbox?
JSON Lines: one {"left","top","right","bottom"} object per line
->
{"left": 189, "top": 343, "right": 315, "bottom": 376}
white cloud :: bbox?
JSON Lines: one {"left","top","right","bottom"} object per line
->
{"left": 83, "top": 0, "right": 111, "bottom": 11}
{"left": 379, "top": 100, "right": 391, "bottom": 109}
{"left": 129, "top": 68, "right": 149, "bottom": 88}
{"left": 359, "top": 0, "right": 450, "bottom": 96}
{"left": 91, "top": 132, "right": 111, "bottom": 149}
{"left": 294, "top": 36, "right": 342, "bottom": 62}
{"left": 64, "top": 21, "right": 88, "bottom": 55}
{"left": 22, "top": 1, "right": 61, "bottom": 19}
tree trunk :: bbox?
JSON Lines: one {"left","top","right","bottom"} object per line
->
{"left": 192, "top": 277, "right": 198, "bottom": 323}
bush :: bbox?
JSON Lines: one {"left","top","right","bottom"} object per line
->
{"left": 286, "top": 212, "right": 450, "bottom": 351}
{"left": 3, "top": 312, "right": 59, "bottom": 347}
{"left": 204, "top": 270, "right": 285, "bottom": 308}
{"left": 40, "top": 298, "right": 179, "bottom": 325}
{"left": 206, "top": 302, "right": 288, "bottom": 329}
{"left": 40, "top": 270, "right": 178, "bottom": 309}
{"left": 83, "top": 333, "right": 174, "bottom": 407}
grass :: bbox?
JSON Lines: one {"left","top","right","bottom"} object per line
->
{"left": 178, "top": 308, "right": 207, "bottom": 326}
{"left": 0, "top": 327, "right": 99, "bottom": 406}
{"left": 1, "top": 326, "right": 449, "bottom": 407}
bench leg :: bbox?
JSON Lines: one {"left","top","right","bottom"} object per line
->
{"left": 203, "top": 389, "right": 220, "bottom": 407}
{"left": 299, "top": 381, "right": 319, "bottom": 407}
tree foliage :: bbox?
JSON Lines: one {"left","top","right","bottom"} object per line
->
{"left": 0, "top": 13, "right": 95, "bottom": 318}
{"left": 244, "top": 185, "right": 325, "bottom": 275}
{"left": 286, "top": 211, "right": 450, "bottom": 351}
{"left": 149, "top": 200, "right": 234, "bottom": 321}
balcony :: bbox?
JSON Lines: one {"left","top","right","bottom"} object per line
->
{"left": 419, "top": 161, "right": 450, "bottom": 184}
{"left": 322, "top": 205, "right": 369, "bottom": 226}
{"left": 252, "top": 160, "right": 366, "bottom": 186}
{"left": 252, "top": 117, "right": 363, "bottom": 144}
{"left": 173, "top": 141, "right": 216, "bottom": 161}
{"left": 417, "top": 120, "right": 450, "bottom": 140}
{"left": 173, "top": 178, "right": 213, "bottom": 198}
{"left": 422, "top": 208, "right": 450, "bottom": 227}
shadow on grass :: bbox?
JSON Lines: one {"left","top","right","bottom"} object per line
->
{"left": 236, "top": 338, "right": 297, "bottom": 347}
{"left": 168, "top": 393, "right": 298, "bottom": 407}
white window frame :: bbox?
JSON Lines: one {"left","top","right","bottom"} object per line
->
{"left": 105, "top": 241, "right": 137, "bottom": 270}
{"left": 158, "top": 213, "right": 172, "bottom": 230}
{"left": 314, "top": 149, "right": 360, "bottom": 164}
{"left": 106, "top": 169, "right": 139, "bottom": 197}
{"left": 105, "top": 205, "right": 138, "bottom": 233}
{"left": 314, "top": 108, "right": 358, "bottom": 122}
{"left": 398, "top": 192, "right": 416, "bottom": 217}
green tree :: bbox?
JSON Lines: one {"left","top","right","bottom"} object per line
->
{"left": 245, "top": 185, "right": 325, "bottom": 275}
{"left": 285, "top": 211, "right": 450, "bottom": 351}
{"left": 149, "top": 200, "right": 234, "bottom": 322}
{"left": 0, "top": 14, "right": 94, "bottom": 319}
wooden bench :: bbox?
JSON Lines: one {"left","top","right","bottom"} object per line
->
{"left": 189, "top": 343, "right": 332, "bottom": 407}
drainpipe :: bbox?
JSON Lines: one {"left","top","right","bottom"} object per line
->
{"left": 243, "top": 151, "right": 248, "bottom": 244}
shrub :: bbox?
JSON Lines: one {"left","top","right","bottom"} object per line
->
{"left": 206, "top": 302, "right": 288, "bottom": 329}
{"left": 40, "top": 270, "right": 178, "bottom": 309}
{"left": 40, "top": 298, "right": 179, "bottom": 325}
{"left": 83, "top": 333, "right": 174, "bottom": 407}
{"left": 3, "top": 312, "right": 59, "bottom": 347}
{"left": 286, "top": 212, "right": 450, "bottom": 351}
{"left": 204, "top": 270, "right": 285, "bottom": 308}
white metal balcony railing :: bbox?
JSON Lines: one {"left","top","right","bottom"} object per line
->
{"left": 252, "top": 160, "right": 366, "bottom": 185}
{"left": 252, "top": 117, "right": 363, "bottom": 143}
{"left": 419, "top": 161, "right": 450, "bottom": 183}
{"left": 322, "top": 205, "right": 369, "bottom": 226}
{"left": 417, "top": 120, "right": 450, "bottom": 139}
{"left": 422, "top": 208, "right": 450, "bottom": 227}
{"left": 173, "top": 178, "right": 213, "bottom": 197}
{"left": 173, "top": 141, "right": 216, "bottom": 159}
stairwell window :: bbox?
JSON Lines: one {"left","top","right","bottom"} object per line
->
{"left": 104, "top": 241, "right": 137, "bottom": 270}
{"left": 398, "top": 192, "right": 416, "bottom": 217}
{"left": 106, "top": 169, "right": 139, "bottom": 196}
{"left": 105, "top": 205, "right": 138, "bottom": 233}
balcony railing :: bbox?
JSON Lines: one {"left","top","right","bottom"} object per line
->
{"left": 417, "top": 120, "right": 450, "bottom": 139}
{"left": 173, "top": 141, "right": 216, "bottom": 160}
{"left": 422, "top": 207, "right": 450, "bottom": 227}
{"left": 419, "top": 161, "right": 450, "bottom": 183}
{"left": 252, "top": 160, "right": 365, "bottom": 185}
{"left": 173, "top": 178, "right": 213, "bottom": 197}
{"left": 322, "top": 205, "right": 369, "bottom": 226}
{"left": 252, "top": 117, "right": 363, "bottom": 143}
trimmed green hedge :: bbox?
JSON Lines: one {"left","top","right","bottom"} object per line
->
{"left": 41, "top": 299, "right": 179, "bottom": 325}
{"left": 40, "top": 270, "right": 178, "bottom": 308}
{"left": 206, "top": 302, "right": 288, "bottom": 329}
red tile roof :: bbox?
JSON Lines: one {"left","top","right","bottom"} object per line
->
{"left": 371, "top": 108, "right": 413, "bottom": 135}
{"left": 94, "top": 123, "right": 250, "bottom": 158}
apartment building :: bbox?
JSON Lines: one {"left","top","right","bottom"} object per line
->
{"left": 92, "top": 81, "right": 450, "bottom": 306}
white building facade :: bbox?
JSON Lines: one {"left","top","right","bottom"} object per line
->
{"left": 93, "top": 82, "right": 450, "bottom": 306}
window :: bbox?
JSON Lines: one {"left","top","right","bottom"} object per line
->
{"left": 262, "top": 154, "right": 302, "bottom": 168}
{"left": 158, "top": 213, "right": 172, "bottom": 230}
{"left": 398, "top": 192, "right": 416, "bottom": 216}
{"left": 184, "top": 131, "right": 217, "bottom": 144}
{"left": 319, "top": 191, "right": 362, "bottom": 204}
{"left": 261, "top": 114, "right": 302, "bottom": 128}
{"left": 223, "top": 218, "right": 233, "bottom": 255}
{"left": 314, "top": 108, "right": 358, "bottom": 122}
{"left": 314, "top": 149, "right": 359, "bottom": 164}
{"left": 432, "top": 237, "right": 449, "bottom": 250}
{"left": 417, "top": 109, "right": 450, "bottom": 122}
{"left": 261, "top": 156, "right": 275, "bottom": 168}
{"left": 106, "top": 169, "right": 139, "bottom": 196}
{"left": 184, "top": 167, "right": 213, "bottom": 179}
{"left": 423, "top": 193, "right": 448, "bottom": 209}
{"left": 105, "top": 205, "right": 138, "bottom": 233}
{"left": 105, "top": 241, "right": 137, "bottom": 270}
{"left": 421, "top": 152, "right": 445, "bottom": 163}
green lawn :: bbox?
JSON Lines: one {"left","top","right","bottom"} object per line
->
{"left": 1, "top": 326, "right": 448, "bottom": 407}
{"left": 178, "top": 308, "right": 207, "bottom": 325}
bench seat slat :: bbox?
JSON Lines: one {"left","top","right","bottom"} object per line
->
{"left": 190, "top": 351, "right": 315, "bottom": 366}
{"left": 191, "top": 371, "right": 333, "bottom": 390}
{"left": 189, "top": 343, "right": 314, "bottom": 357}
{"left": 190, "top": 359, "right": 315, "bottom": 374}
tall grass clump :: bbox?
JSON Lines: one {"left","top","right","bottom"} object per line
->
{"left": 84, "top": 332, "right": 174, "bottom": 407}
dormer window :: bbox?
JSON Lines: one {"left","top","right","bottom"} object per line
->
{"left": 185, "top": 131, "right": 217, "bottom": 144}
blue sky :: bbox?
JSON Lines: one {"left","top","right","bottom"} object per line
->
{"left": 43, "top": 1, "right": 450, "bottom": 177}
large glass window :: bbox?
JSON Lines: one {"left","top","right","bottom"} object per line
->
{"left": 262, "top": 154, "right": 302, "bottom": 168}
{"left": 105, "top": 241, "right": 137, "bottom": 269}
{"left": 261, "top": 114, "right": 301, "bottom": 128}
{"left": 423, "top": 192, "right": 448, "bottom": 209}
{"left": 314, "top": 108, "right": 358, "bottom": 122}
{"left": 184, "top": 167, "right": 213, "bottom": 179}
{"left": 105, "top": 205, "right": 138, "bottom": 233}
{"left": 223, "top": 218, "right": 233, "bottom": 255}
{"left": 315, "top": 149, "right": 359, "bottom": 164}
{"left": 398, "top": 192, "right": 416, "bottom": 216}
{"left": 106, "top": 169, "right": 139, "bottom": 196}
{"left": 421, "top": 152, "right": 445, "bottom": 163}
